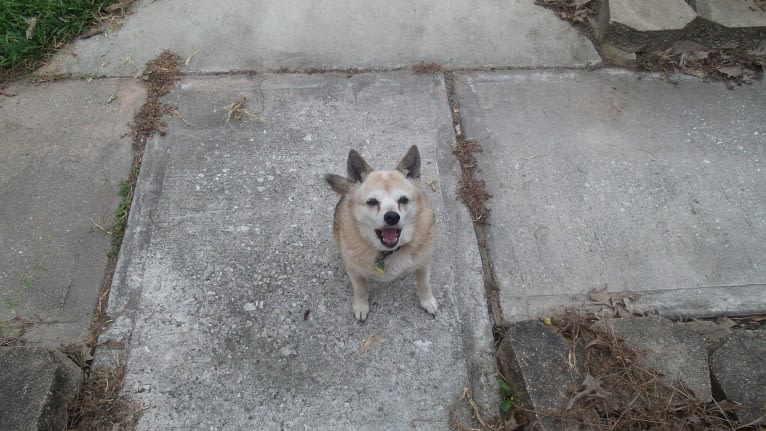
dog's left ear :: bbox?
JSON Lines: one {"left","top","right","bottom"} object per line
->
{"left": 396, "top": 145, "right": 421, "bottom": 180}
{"left": 347, "top": 149, "right": 374, "bottom": 183}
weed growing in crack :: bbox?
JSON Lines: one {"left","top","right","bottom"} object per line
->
{"left": 109, "top": 179, "right": 132, "bottom": 256}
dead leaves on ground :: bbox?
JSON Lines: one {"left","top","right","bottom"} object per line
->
{"left": 640, "top": 49, "right": 765, "bottom": 85}
{"left": 547, "top": 313, "right": 759, "bottom": 430}
{"left": 588, "top": 286, "right": 656, "bottom": 318}
{"left": 221, "top": 97, "right": 271, "bottom": 128}
{"left": 536, "top": 0, "right": 597, "bottom": 25}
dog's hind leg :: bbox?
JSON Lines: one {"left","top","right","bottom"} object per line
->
{"left": 348, "top": 272, "right": 370, "bottom": 322}
{"left": 415, "top": 263, "right": 437, "bottom": 317}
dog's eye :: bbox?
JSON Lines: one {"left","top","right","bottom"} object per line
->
{"left": 398, "top": 197, "right": 409, "bottom": 205}
{"left": 366, "top": 198, "right": 379, "bottom": 207}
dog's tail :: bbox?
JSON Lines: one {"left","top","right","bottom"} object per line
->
{"left": 325, "top": 174, "right": 351, "bottom": 195}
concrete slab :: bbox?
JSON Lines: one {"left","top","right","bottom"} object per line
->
{"left": 693, "top": 0, "right": 766, "bottom": 29}
{"left": 497, "top": 320, "right": 578, "bottom": 430}
{"left": 41, "top": 0, "right": 600, "bottom": 77}
{"left": 453, "top": 69, "right": 766, "bottom": 323}
{"left": 0, "top": 347, "right": 83, "bottom": 431}
{"left": 710, "top": 330, "right": 766, "bottom": 424}
{"left": 687, "top": 0, "right": 766, "bottom": 49}
{"left": 0, "top": 79, "right": 143, "bottom": 346}
{"left": 101, "top": 72, "right": 497, "bottom": 430}
{"left": 608, "top": 316, "right": 712, "bottom": 401}
{"left": 596, "top": 0, "right": 697, "bottom": 50}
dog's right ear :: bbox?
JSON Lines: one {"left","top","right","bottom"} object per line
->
{"left": 325, "top": 174, "right": 351, "bottom": 195}
{"left": 347, "top": 150, "right": 373, "bottom": 183}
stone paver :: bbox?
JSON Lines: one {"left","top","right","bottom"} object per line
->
{"left": 595, "top": 0, "right": 697, "bottom": 50}
{"left": 0, "top": 79, "right": 143, "bottom": 347}
{"left": 710, "top": 330, "right": 766, "bottom": 424}
{"left": 497, "top": 320, "right": 577, "bottom": 431}
{"left": 608, "top": 316, "right": 712, "bottom": 401}
{"left": 0, "top": 347, "right": 83, "bottom": 431}
{"left": 453, "top": 69, "right": 766, "bottom": 323}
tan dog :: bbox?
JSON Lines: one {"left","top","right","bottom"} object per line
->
{"left": 325, "top": 145, "right": 436, "bottom": 321}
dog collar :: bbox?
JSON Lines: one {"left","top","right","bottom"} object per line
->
{"left": 375, "top": 247, "right": 401, "bottom": 274}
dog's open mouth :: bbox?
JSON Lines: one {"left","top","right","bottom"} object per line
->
{"left": 375, "top": 228, "right": 401, "bottom": 248}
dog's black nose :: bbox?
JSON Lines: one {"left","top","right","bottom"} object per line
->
{"left": 384, "top": 211, "right": 400, "bottom": 226}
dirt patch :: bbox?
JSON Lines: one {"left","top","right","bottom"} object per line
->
{"left": 66, "top": 361, "right": 143, "bottom": 431}
{"left": 528, "top": 313, "right": 765, "bottom": 431}
{"left": 638, "top": 49, "right": 765, "bottom": 86}
{"left": 452, "top": 137, "right": 492, "bottom": 226}
{"left": 413, "top": 63, "right": 493, "bottom": 226}
{"left": 536, "top": 0, "right": 765, "bottom": 84}
{"left": 131, "top": 50, "right": 181, "bottom": 150}
{"left": 535, "top": 0, "right": 598, "bottom": 30}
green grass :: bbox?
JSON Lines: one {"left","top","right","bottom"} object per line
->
{"left": 0, "top": 0, "right": 113, "bottom": 76}
{"left": 109, "top": 179, "right": 132, "bottom": 255}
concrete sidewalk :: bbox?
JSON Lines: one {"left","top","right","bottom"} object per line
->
{"left": 98, "top": 72, "right": 497, "bottom": 430}
{"left": 40, "top": 0, "right": 599, "bottom": 76}
{"left": 455, "top": 69, "right": 766, "bottom": 322}
{"left": 2, "top": 0, "right": 766, "bottom": 429}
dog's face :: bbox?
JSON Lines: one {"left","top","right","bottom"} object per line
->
{"left": 352, "top": 170, "right": 419, "bottom": 251}
{"left": 326, "top": 145, "right": 424, "bottom": 251}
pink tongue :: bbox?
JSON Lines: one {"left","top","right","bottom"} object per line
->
{"left": 380, "top": 228, "right": 399, "bottom": 244}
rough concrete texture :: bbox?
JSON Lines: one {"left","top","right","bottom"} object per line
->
{"left": 497, "top": 320, "right": 578, "bottom": 431}
{"left": 0, "top": 347, "right": 83, "bottom": 431}
{"left": 710, "top": 330, "right": 766, "bottom": 424}
{"left": 596, "top": 0, "right": 697, "bottom": 50}
{"left": 680, "top": 319, "right": 733, "bottom": 355}
{"left": 693, "top": 0, "right": 766, "bottom": 28}
{"left": 101, "top": 72, "right": 497, "bottom": 430}
{"left": 40, "top": 0, "right": 600, "bottom": 77}
{"left": 453, "top": 69, "right": 766, "bottom": 323}
{"left": 608, "top": 316, "right": 712, "bottom": 401}
{"left": 687, "top": 0, "right": 766, "bottom": 49}
{"left": 0, "top": 79, "right": 143, "bottom": 347}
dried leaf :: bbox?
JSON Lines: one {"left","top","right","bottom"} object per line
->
{"left": 504, "top": 415, "right": 523, "bottom": 430}
{"left": 623, "top": 296, "right": 654, "bottom": 316}
{"left": 105, "top": 1, "right": 128, "bottom": 13}
{"left": 185, "top": 49, "right": 201, "bottom": 66}
{"left": 359, "top": 333, "right": 383, "bottom": 356}
{"left": 584, "top": 335, "right": 610, "bottom": 350}
{"left": 567, "top": 373, "right": 612, "bottom": 409}
{"left": 588, "top": 286, "right": 612, "bottom": 305}
{"left": 24, "top": 17, "right": 37, "bottom": 40}
{"left": 715, "top": 316, "right": 737, "bottom": 329}
{"left": 718, "top": 66, "right": 742, "bottom": 78}
{"left": 685, "top": 68, "right": 707, "bottom": 79}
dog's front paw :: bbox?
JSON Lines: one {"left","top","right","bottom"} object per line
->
{"left": 353, "top": 300, "right": 369, "bottom": 322}
{"left": 420, "top": 296, "right": 438, "bottom": 317}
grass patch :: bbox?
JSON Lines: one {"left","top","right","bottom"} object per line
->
{"left": 0, "top": 0, "right": 116, "bottom": 79}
